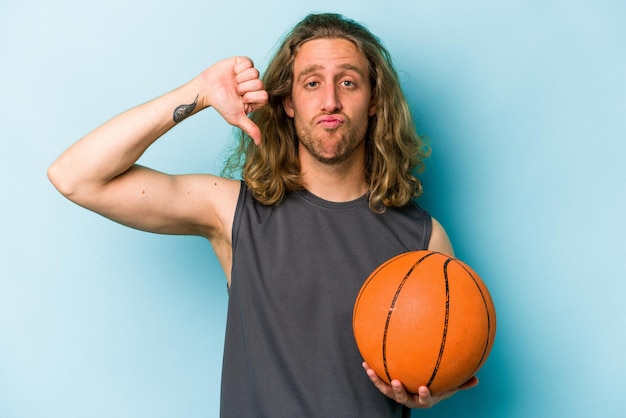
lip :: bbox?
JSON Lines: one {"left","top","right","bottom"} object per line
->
{"left": 317, "top": 116, "right": 345, "bottom": 129}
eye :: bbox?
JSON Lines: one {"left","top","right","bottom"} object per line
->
{"left": 306, "top": 81, "right": 319, "bottom": 88}
{"left": 341, "top": 80, "right": 356, "bottom": 88}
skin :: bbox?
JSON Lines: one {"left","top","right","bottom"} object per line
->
{"left": 283, "top": 39, "right": 376, "bottom": 202}
{"left": 48, "top": 38, "right": 473, "bottom": 409}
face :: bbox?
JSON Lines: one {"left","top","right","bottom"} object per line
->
{"left": 283, "top": 38, "right": 376, "bottom": 166}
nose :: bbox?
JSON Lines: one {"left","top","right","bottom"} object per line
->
{"left": 321, "top": 84, "right": 342, "bottom": 113}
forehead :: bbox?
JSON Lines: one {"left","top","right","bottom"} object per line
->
{"left": 293, "top": 38, "right": 369, "bottom": 78}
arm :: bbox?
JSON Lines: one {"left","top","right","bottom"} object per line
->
{"left": 48, "top": 56, "right": 267, "bottom": 239}
{"left": 428, "top": 217, "right": 454, "bottom": 256}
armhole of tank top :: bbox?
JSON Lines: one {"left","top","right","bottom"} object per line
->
{"left": 426, "top": 214, "right": 434, "bottom": 249}
{"left": 411, "top": 200, "right": 434, "bottom": 250}
{"left": 230, "top": 181, "right": 248, "bottom": 277}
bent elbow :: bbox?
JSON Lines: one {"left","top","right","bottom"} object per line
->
{"left": 47, "top": 158, "right": 78, "bottom": 200}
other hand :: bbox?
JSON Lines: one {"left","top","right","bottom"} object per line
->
{"left": 200, "top": 56, "right": 268, "bottom": 144}
{"left": 362, "top": 362, "right": 479, "bottom": 409}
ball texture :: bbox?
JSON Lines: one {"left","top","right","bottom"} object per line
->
{"left": 353, "top": 250, "right": 496, "bottom": 394}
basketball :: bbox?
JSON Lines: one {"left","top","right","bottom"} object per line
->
{"left": 353, "top": 250, "right": 496, "bottom": 395}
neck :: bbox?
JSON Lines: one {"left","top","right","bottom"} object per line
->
{"left": 299, "top": 148, "right": 369, "bottom": 202}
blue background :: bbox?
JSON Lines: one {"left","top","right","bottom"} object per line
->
{"left": 1, "top": 0, "right": 625, "bottom": 417}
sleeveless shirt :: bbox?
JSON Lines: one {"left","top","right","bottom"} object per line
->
{"left": 220, "top": 182, "right": 432, "bottom": 417}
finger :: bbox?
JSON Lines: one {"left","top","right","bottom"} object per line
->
{"left": 233, "top": 56, "right": 254, "bottom": 73}
{"left": 391, "top": 380, "right": 410, "bottom": 404}
{"left": 242, "top": 90, "right": 268, "bottom": 111}
{"left": 418, "top": 386, "right": 433, "bottom": 403}
{"left": 362, "top": 362, "right": 381, "bottom": 384}
{"left": 458, "top": 376, "right": 479, "bottom": 390}
{"left": 362, "top": 363, "right": 394, "bottom": 396}
{"left": 233, "top": 114, "right": 262, "bottom": 145}
{"left": 236, "top": 66, "right": 261, "bottom": 84}
{"left": 237, "top": 78, "right": 265, "bottom": 96}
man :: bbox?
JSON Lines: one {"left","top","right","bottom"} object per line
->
{"left": 49, "top": 13, "right": 477, "bottom": 417}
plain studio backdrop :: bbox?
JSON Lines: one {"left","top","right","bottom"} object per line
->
{"left": 1, "top": 1, "right": 624, "bottom": 417}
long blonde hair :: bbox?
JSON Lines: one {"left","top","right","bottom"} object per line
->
{"left": 222, "top": 13, "right": 430, "bottom": 212}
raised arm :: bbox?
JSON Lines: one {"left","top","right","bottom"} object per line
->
{"left": 48, "top": 56, "right": 267, "bottom": 239}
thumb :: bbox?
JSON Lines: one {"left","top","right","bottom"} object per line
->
{"left": 233, "top": 114, "right": 262, "bottom": 145}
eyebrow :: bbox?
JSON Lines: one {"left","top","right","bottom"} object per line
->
{"left": 297, "top": 63, "right": 366, "bottom": 81}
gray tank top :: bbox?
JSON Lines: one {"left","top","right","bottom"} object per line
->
{"left": 220, "top": 182, "right": 432, "bottom": 417}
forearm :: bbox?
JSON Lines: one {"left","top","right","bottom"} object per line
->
{"left": 48, "top": 77, "right": 204, "bottom": 200}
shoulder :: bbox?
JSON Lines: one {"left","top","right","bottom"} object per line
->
{"left": 428, "top": 217, "right": 455, "bottom": 256}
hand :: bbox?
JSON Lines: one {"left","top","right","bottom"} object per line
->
{"left": 362, "top": 362, "right": 479, "bottom": 409}
{"left": 201, "top": 56, "right": 268, "bottom": 144}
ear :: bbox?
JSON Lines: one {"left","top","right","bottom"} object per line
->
{"left": 283, "top": 96, "right": 295, "bottom": 118}
{"left": 368, "top": 93, "right": 377, "bottom": 117}
{"left": 368, "top": 100, "right": 377, "bottom": 117}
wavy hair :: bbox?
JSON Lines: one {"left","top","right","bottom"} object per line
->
{"left": 222, "top": 13, "right": 430, "bottom": 212}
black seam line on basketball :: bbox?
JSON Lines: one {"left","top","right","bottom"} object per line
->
{"left": 353, "top": 256, "right": 398, "bottom": 325}
{"left": 455, "top": 260, "right": 494, "bottom": 377}
{"left": 355, "top": 253, "right": 409, "bottom": 309}
{"left": 353, "top": 253, "right": 416, "bottom": 368}
{"left": 381, "top": 251, "right": 438, "bottom": 383}
{"left": 427, "top": 258, "right": 451, "bottom": 388}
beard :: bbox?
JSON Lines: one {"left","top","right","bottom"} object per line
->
{"left": 295, "top": 114, "right": 369, "bottom": 165}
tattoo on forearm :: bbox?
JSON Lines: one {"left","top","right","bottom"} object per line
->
{"left": 173, "top": 94, "right": 199, "bottom": 123}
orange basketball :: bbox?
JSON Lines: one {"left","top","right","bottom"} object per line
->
{"left": 353, "top": 250, "right": 496, "bottom": 395}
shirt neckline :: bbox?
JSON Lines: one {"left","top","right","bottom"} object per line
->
{"left": 295, "top": 189, "right": 369, "bottom": 210}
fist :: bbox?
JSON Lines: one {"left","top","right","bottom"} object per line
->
{"left": 201, "top": 56, "right": 268, "bottom": 144}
